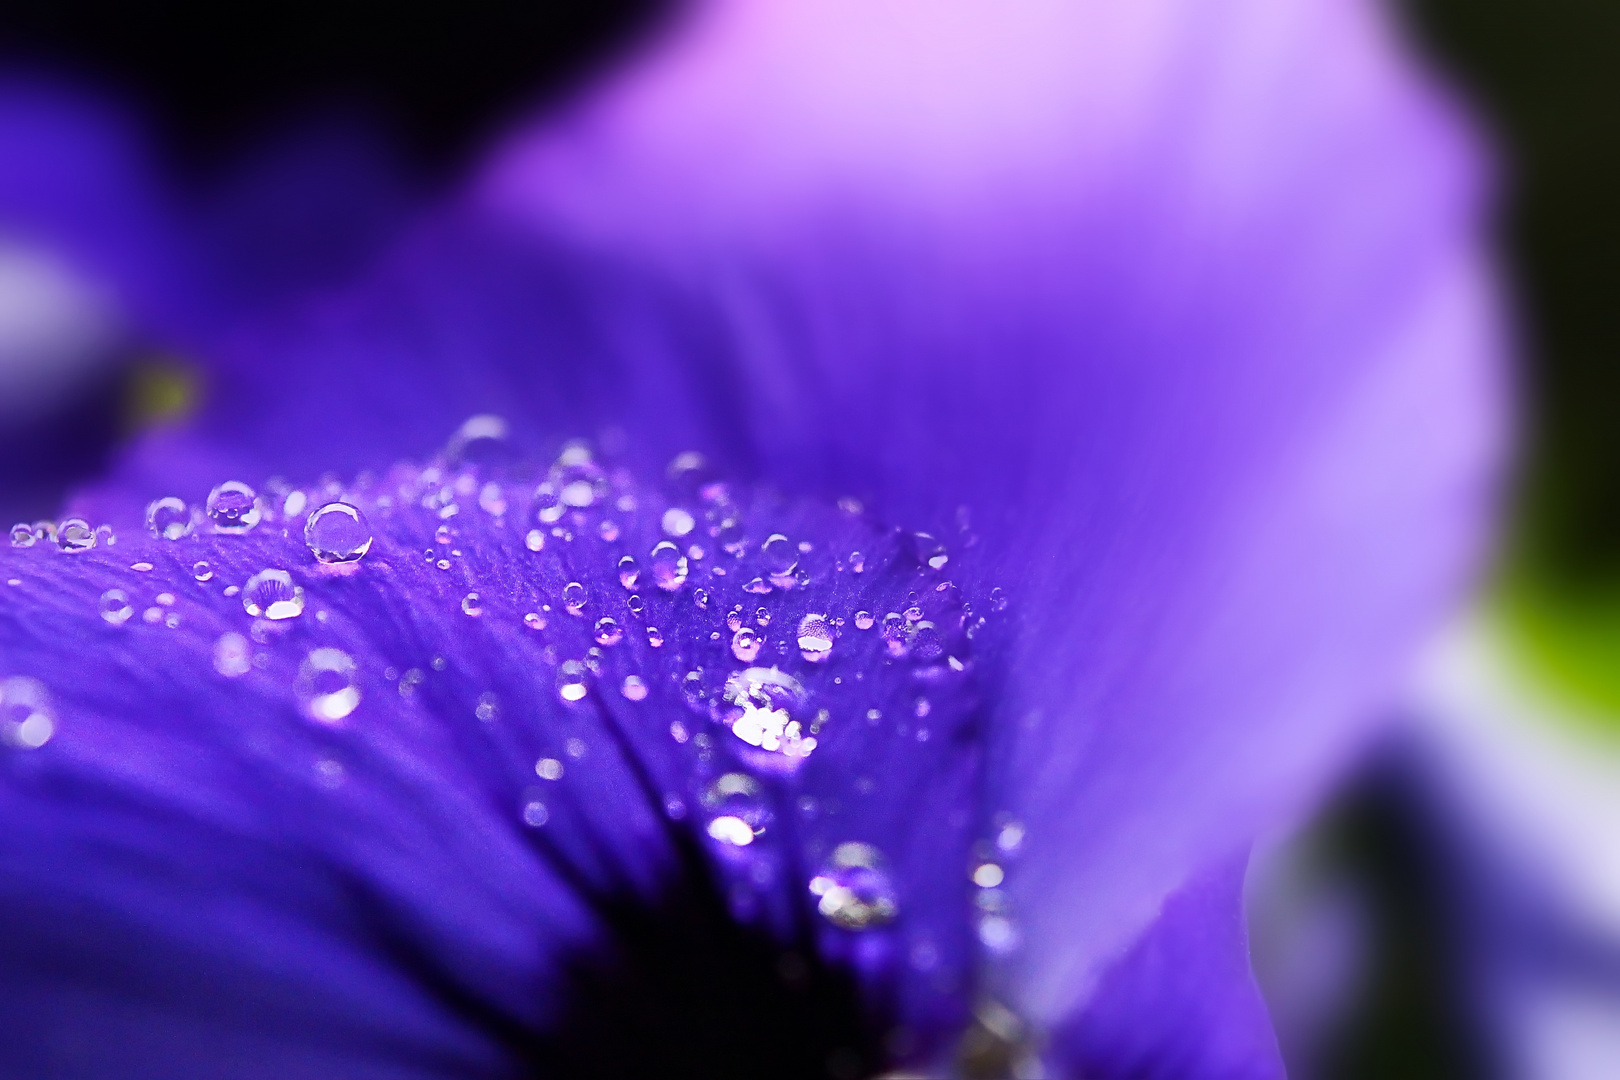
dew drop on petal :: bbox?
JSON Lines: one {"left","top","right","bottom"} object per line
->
{"left": 145, "top": 497, "right": 193, "bottom": 540}
{"left": 649, "top": 540, "right": 688, "bottom": 591}
{"left": 9, "top": 523, "right": 36, "bottom": 547}
{"left": 525, "top": 528, "right": 545, "bottom": 552}
{"left": 810, "top": 843, "right": 898, "bottom": 930}
{"left": 536, "top": 757, "right": 564, "bottom": 780}
{"left": 797, "top": 613, "right": 834, "bottom": 663}
{"left": 707, "top": 815, "right": 755, "bottom": 847}
{"left": 524, "top": 612, "right": 546, "bottom": 631}
{"left": 662, "top": 507, "right": 695, "bottom": 537}
{"left": 563, "top": 582, "right": 587, "bottom": 615}
{"left": 522, "top": 801, "right": 549, "bottom": 827}
{"left": 446, "top": 414, "right": 512, "bottom": 467}
{"left": 854, "top": 611, "right": 874, "bottom": 631}
{"left": 304, "top": 502, "right": 373, "bottom": 564}
{"left": 973, "top": 864, "right": 1005, "bottom": 889}
{"left": 300, "top": 647, "right": 359, "bottom": 722}
{"left": 462, "top": 592, "right": 483, "bottom": 617}
{"left": 693, "top": 588, "right": 709, "bottom": 610}
{"left": 212, "top": 631, "right": 252, "bottom": 677}
{"left": 206, "top": 481, "right": 262, "bottom": 533}
{"left": 193, "top": 560, "right": 213, "bottom": 582}
{"left": 915, "top": 532, "right": 948, "bottom": 570}
{"left": 284, "top": 490, "right": 308, "bottom": 518}
{"left": 54, "top": 518, "right": 95, "bottom": 552}
{"left": 242, "top": 569, "right": 305, "bottom": 620}
{"left": 594, "top": 617, "right": 623, "bottom": 646}
{"left": 98, "top": 589, "right": 132, "bottom": 625}
{"left": 617, "top": 555, "right": 639, "bottom": 589}
{"left": 557, "top": 660, "right": 588, "bottom": 702}
{"left": 647, "top": 626, "right": 665, "bottom": 648}
{"left": 621, "top": 675, "right": 648, "bottom": 701}
{"left": 731, "top": 626, "right": 762, "bottom": 663}
{"left": 0, "top": 676, "right": 56, "bottom": 749}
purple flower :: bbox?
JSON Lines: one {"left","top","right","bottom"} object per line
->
{"left": 0, "top": 2, "right": 1504, "bottom": 1077}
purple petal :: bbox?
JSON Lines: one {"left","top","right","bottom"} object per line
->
{"left": 1048, "top": 855, "right": 1283, "bottom": 1079}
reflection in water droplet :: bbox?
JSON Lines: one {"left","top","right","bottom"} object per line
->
{"left": 145, "top": 497, "right": 193, "bottom": 540}
{"left": 213, "top": 632, "right": 252, "bottom": 677}
{"left": 98, "top": 589, "right": 133, "bottom": 625}
{"left": 563, "top": 582, "right": 587, "bottom": 615}
{"left": 301, "top": 648, "right": 359, "bottom": 722}
{"left": 810, "top": 843, "right": 898, "bottom": 930}
{"left": 649, "top": 541, "right": 688, "bottom": 591}
{"left": 193, "top": 560, "right": 213, "bottom": 582}
{"left": 797, "top": 614, "right": 834, "bottom": 662}
{"left": 557, "top": 660, "right": 588, "bottom": 702}
{"left": 206, "top": 481, "right": 261, "bottom": 533}
{"left": 0, "top": 676, "right": 56, "bottom": 748}
{"left": 617, "top": 555, "right": 639, "bottom": 589}
{"left": 55, "top": 518, "right": 96, "bottom": 552}
{"left": 621, "top": 675, "right": 648, "bottom": 701}
{"left": 707, "top": 816, "right": 755, "bottom": 847}
{"left": 242, "top": 569, "right": 305, "bottom": 620}
{"left": 854, "top": 611, "right": 874, "bottom": 630}
{"left": 731, "top": 627, "right": 762, "bottom": 662}
{"left": 462, "top": 592, "right": 483, "bottom": 616}
{"left": 304, "top": 502, "right": 373, "bottom": 563}
{"left": 9, "top": 523, "right": 36, "bottom": 547}
{"left": 594, "top": 617, "right": 623, "bottom": 646}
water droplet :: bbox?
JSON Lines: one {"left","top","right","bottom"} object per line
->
{"left": 525, "top": 528, "right": 545, "bottom": 552}
{"left": 743, "top": 577, "right": 772, "bottom": 595}
{"left": 213, "top": 632, "right": 252, "bottom": 677}
{"left": 242, "top": 569, "right": 305, "bottom": 620}
{"left": 797, "top": 614, "right": 834, "bottom": 662}
{"left": 9, "top": 523, "right": 36, "bottom": 547}
{"left": 522, "top": 801, "right": 549, "bottom": 827}
{"left": 475, "top": 692, "right": 499, "bottom": 721}
{"left": 300, "top": 648, "right": 359, "bottom": 722}
{"left": 284, "top": 490, "right": 308, "bottom": 518}
{"left": 305, "top": 502, "right": 373, "bottom": 564}
{"left": 731, "top": 627, "right": 762, "bottom": 662}
{"left": 563, "top": 582, "right": 587, "bottom": 615}
{"left": 647, "top": 626, "right": 665, "bottom": 648}
{"left": 973, "top": 864, "right": 1005, "bottom": 889}
{"left": 662, "top": 507, "right": 695, "bottom": 537}
{"left": 565, "top": 737, "right": 586, "bottom": 759}
{"left": 54, "top": 518, "right": 95, "bottom": 552}
{"left": 98, "top": 589, "right": 132, "bottom": 626}
{"left": 978, "top": 915, "right": 1018, "bottom": 953}
{"left": 996, "top": 821, "right": 1025, "bottom": 854}
{"left": 478, "top": 482, "right": 507, "bottom": 516}
{"left": 536, "top": 757, "right": 564, "bottom": 780}
{"left": 850, "top": 551, "right": 866, "bottom": 574}
{"left": 649, "top": 540, "right": 688, "bottom": 591}
{"left": 524, "top": 611, "right": 546, "bottom": 630}
{"left": 617, "top": 555, "right": 640, "bottom": 589}
{"left": 0, "top": 676, "right": 56, "bottom": 748}
{"left": 754, "top": 607, "right": 771, "bottom": 627}
{"left": 760, "top": 533, "right": 797, "bottom": 584}
{"left": 132, "top": 562, "right": 154, "bottom": 573}
{"left": 557, "top": 660, "right": 588, "bottom": 702}
{"left": 810, "top": 843, "right": 898, "bottom": 930}
{"left": 446, "top": 414, "right": 513, "bottom": 466}
{"left": 693, "top": 588, "right": 709, "bottom": 610}
{"left": 914, "top": 533, "right": 948, "bottom": 570}
{"left": 707, "top": 815, "right": 755, "bottom": 847}
{"left": 206, "top": 481, "right": 262, "bottom": 533}
{"left": 192, "top": 560, "right": 213, "bottom": 582}
{"left": 621, "top": 675, "right": 648, "bottom": 701}
{"left": 990, "top": 586, "right": 1008, "bottom": 612}
{"left": 145, "top": 497, "right": 193, "bottom": 540}
{"left": 594, "top": 617, "right": 623, "bottom": 646}
{"left": 560, "top": 479, "right": 595, "bottom": 508}
{"left": 462, "top": 592, "right": 483, "bottom": 617}
{"left": 854, "top": 611, "right": 874, "bottom": 630}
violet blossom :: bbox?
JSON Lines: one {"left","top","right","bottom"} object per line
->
{"left": 0, "top": 2, "right": 1505, "bottom": 1077}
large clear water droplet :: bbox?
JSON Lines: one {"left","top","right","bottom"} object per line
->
{"left": 54, "top": 518, "right": 96, "bottom": 552}
{"left": 810, "top": 843, "right": 898, "bottom": 930}
{"left": 301, "top": 647, "right": 359, "bottom": 722}
{"left": 242, "top": 569, "right": 305, "bottom": 620}
{"left": 649, "top": 540, "right": 688, "bottom": 591}
{"left": 9, "top": 523, "right": 36, "bottom": 548}
{"left": 99, "top": 589, "right": 132, "bottom": 626}
{"left": 207, "top": 481, "right": 262, "bottom": 534}
{"left": 0, "top": 676, "right": 56, "bottom": 749}
{"left": 761, "top": 533, "right": 796, "bottom": 585}
{"left": 304, "top": 502, "right": 373, "bottom": 564}
{"left": 145, "top": 497, "right": 193, "bottom": 540}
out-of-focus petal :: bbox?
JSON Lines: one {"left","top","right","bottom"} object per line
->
{"left": 1048, "top": 856, "right": 1283, "bottom": 1080}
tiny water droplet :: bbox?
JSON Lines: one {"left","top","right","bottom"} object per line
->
{"left": 743, "top": 577, "right": 772, "bottom": 595}
{"left": 524, "top": 612, "right": 545, "bottom": 630}
{"left": 850, "top": 551, "right": 866, "bottom": 574}
{"left": 145, "top": 497, "right": 193, "bottom": 540}
{"left": 754, "top": 607, "right": 771, "bottom": 627}
{"left": 647, "top": 626, "right": 665, "bottom": 648}
{"left": 693, "top": 588, "right": 709, "bottom": 610}
{"left": 854, "top": 611, "right": 874, "bottom": 630}
{"left": 284, "top": 490, "right": 308, "bottom": 518}
{"left": 563, "top": 582, "right": 587, "bottom": 615}
{"left": 53, "top": 518, "right": 96, "bottom": 553}
{"left": 9, "top": 523, "right": 36, "bottom": 547}
{"left": 915, "top": 532, "right": 948, "bottom": 570}
{"left": 557, "top": 660, "right": 589, "bottom": 702}
{"left": 649, "top": 540, "right": 688, "bottom": 591}
{"left": 206, "top": 481, "right": 262, "bottom": 533}
{"left": 707, "top": 815, "right": 755, "bottom": 847}
{"left": 242, "top": 569, "right": 305, "bottom": 620}
{"left": 193, "top": 560, "right": 213, "bottom": 582}
{"left": 446, "top": 414, "right": 512, "bottom": 467}
{"left": 522, "top": 801, "right": 549, "bottom": 827}
{"left": 809, "top": 843, "right": 898, "bottom": 930}
{"left": 797, "top": 614, "right": 834, "bottom": 663}
{"left": 213, "top": 632, "right": 252, "bottom": 677}
{"left": 525, "top": 528, "right": 545, "bottom": 552}
{"left": 98, "top": 589, "right": 133, "bottom": 626}
{"left": 301, "top": 648, "right": 359, "bottom": 722}
{"left": 594, "top": 617, "right": 623, "bottom": 646}
{"left": 462, "top": 592, "right": 483, "bottom": 616}
{"left": 305, "top": 502, "right": 373, "bottom": 564}
{"left": 617, "top": 555, "right": 639, "bottom": 589}
{"left": 621, "top": 675, "right": 648, "bottom": 701}
{"left": 1, "top": 676, "right": 56, "bottom": 748}
{"left": 731, "top": 627, "right": 762, "bottom": 662}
